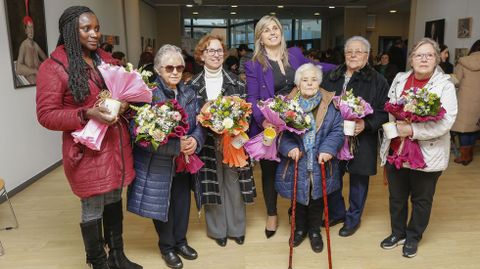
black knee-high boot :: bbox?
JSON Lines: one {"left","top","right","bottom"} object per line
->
{"left": 103, "top": 200, "right": 142, "bottom": 269}
{"left": 80, "top": 219, "right": 109, "bottom": 269}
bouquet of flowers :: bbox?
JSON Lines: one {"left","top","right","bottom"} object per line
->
{"left": 244, "top": 95, "right": 311, "bottom": 162}
{"left": 384, "top": 87, "right": 446, "bottom": 169}
{"left": 72, "top": 63, "right": 154, "bottom": 150}
{"left": 197, "top": 96, "right": 252, "bottom": 167}
{"left": 333, "top": 89, "right": 373, "bottom": 160}
{"left": 131, "top": 99, "right": 204, "bottom": 174}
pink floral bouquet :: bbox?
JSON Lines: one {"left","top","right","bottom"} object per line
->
{"left": 130, "top": 99, "right": 204, "bottom": 174}
{"left": 244, "top": 95, "right": 311, "bottom": 162}
{"left": 71, "top": 63, "right": 153, "bottom": 150}
{"left": 384, "top": 87, "right": 446, "bottom": 169}
{"left": 333, "top": 89, "right": 373, "bottom": 160}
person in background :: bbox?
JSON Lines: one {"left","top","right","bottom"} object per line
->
{"left": 375, "top": 52, "right": 399, "bottom": 85}
{"left": 450, "top": 39, "right": 480, "bottom": 165}
{"left": 275, "top": 63, "right": 344, "bottom": 253}
{"left": 245, "top": 15, "right": 336, "bottom": 239}
{"left": 321, "top": 36, "right": 389, "bottom": 237}
{"left": 238, "top": 44, "right": 253, "bottom": 81}
{"left": 224, "top": 47, "right": 240, "bottom": 74}
{"left": 389, "top": 38, "right": 406, "bottom": 72}
{"left": 112, "top": 51, "right": 127, "bottom": 67}
{"left": 439, "top": 44, "right": 454, "bottom": 74}
{"left": 36, "top": 6, "right": 141, "bottom": 269}
{"left": 188, "top": 34, "right": 255, "bottom": 247}
{"left": 379, "top": 37, "right": 457, "bottom": 258}
{"left": 127, "top": 44, "right": 205, "bottom": 269}
{"left": 137, "top": 51, "right": 156, "bottom": 83}
{"left": 100, "top": 42, "right": 113, "bottom": 54}
{"left": 144, "top": 45, "right": 154, "bottom": 54}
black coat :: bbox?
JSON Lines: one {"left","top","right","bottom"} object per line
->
{"left": 321, "top": 64, "right": 389, "bottom": 175}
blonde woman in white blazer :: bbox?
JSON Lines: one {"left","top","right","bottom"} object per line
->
{"left": 379, "top": 38, "right": 457, "bottom": 258}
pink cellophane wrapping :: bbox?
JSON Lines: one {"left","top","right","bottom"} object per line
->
{"left": 384, "top": 102, "right": 446, "bottom": 169}
{"left": 244, "top": 100, "right": 307, "bottom": 162}
{"left": 72, "top": 64, "right": 153, "bottom": 150}
{"left": 332, "top": 95, "right": 373, "bottom": 160}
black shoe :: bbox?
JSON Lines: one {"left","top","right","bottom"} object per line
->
{"left": 265, "top": 228, "right": 277, "bottom": 239}
{"left": 321, "top": 218, "right": 345, "bottom": 227}
{"left": 339, "top": 223, "right": 360, "bottom": 237}
{"left": 380, "top": 234, "right": 406, "bottom": 250}
{"left": 402, "top": 241, "right": 418, "bottom": 258}
{"left": 175, "top": 245, "right": 198, "bottom": 260}
{"left": 308, "top": 231, "right": 324, "bottom": 253}
{"left": 162, "top": 252, "right": 183, "bottom": 269}
{"left": 290, "top": 230, "right": 307, "bottom": 247}
{"left": 230, "top": 236, "right": 245, "bottom": 245}
{"left": 214, "top": 237, "right": 227, "bottom": 247}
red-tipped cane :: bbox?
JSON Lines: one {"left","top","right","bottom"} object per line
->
{"left": 288, "top": 160, "right": 299, "bottom": 269}
{"left": 321, "top": 162, "right": 333, "bottom": 269}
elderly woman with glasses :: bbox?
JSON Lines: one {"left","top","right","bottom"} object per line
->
{"left": 275, "top": 63, "right": 344, "bottom": 253}
{"left": 188, "top": 34, "right": 255, "bottom": 247}
{"left": 379, "top": 38, "right": 457, "bottom": 258}
{"left": 127, "top": 44, "right": 205, "bottom": 269}
{"left": 321, "top": 36, "right": 389, "bottom": 237}
{"left": 245, "top": 15, "right": 336, "bottom": 238}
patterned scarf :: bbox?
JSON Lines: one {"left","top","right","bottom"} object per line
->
{"left": 298, "top": 91, "right": 322, "bottom": 171}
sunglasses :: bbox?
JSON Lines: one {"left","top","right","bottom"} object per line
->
{"left": 162, "top": 65, "right": 185, "bottom": 73}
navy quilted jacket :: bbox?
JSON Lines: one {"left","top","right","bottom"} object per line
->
{"left": 127, "top": 77, "right": 205, "bottom": 221}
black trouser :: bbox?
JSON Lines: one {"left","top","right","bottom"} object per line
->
{"left": 260, "top": 160, "right": 278, "bottom": 216}
{"left": 386, "top": 164, "right": 441, "bottom": 243}
{"left": 295, "top": 197, "right": 323, "bottom": 232}
{"left": 153, "top": 174, "right": 191, "bottom": 254}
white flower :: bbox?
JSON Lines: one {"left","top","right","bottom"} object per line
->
{"left": 126, "top": 62, "right": 134, "bottom": 72}
{"left": 223, "top": 118, "right": 234, "bottom": 129}
{"left": 305, "top": 115, "right": 311, "bottom": 125}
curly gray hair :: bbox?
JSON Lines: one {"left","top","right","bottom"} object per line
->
{"left": 345, "top": 36, "right": 371, "bottom": 55}
{"left": 154, "top": 44, "right": 185, "bottom": 73}
{"left": 294, "top": 63, "right": 323, "bottom": 87}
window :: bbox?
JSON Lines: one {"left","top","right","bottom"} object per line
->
{"left": 295, "top": 19, "right": 321, "bottom": 40}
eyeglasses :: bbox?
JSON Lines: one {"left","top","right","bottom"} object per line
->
{"left": 345, "top": 50, "right": 368, "bottom": 57}
{"left": 162, "top": 65, "right": 185, "bottom": 73}
{"left": 413, "top": 53, "right": 435, "bottom": 61}
{"left": 204, "top": 48, "right": 224, "bottom": 56}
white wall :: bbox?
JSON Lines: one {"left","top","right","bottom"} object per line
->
{"left": 139, "top": 0, "right": 158, "bottom": 53}
{"left": 413, "top": 0, "right": 479, "bottom": 55}
{"left": 0, "top": 0, "right": 129, "bottom": 192}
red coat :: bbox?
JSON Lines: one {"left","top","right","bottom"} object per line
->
{"left": 36, "top": 45, "right": 135, "bottom": 198}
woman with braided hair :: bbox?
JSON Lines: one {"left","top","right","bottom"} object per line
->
{"left": 36, "top": 6, "right": 142, "bottom": 269}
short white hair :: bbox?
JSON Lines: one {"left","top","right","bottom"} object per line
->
{"left": 154, "top": 44, "right": 185, "bottom": 71}
{"left": 345, "top": 36, "right": 371, "bottom": 54}
{"left": 294, "top": 63, "right": 323, "bottom": 86}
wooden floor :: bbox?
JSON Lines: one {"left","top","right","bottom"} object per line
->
{"left": 1, "top": 151, "right": 479, "bottom": 269}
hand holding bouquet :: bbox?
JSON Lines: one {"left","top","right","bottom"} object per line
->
{"left": 197, "top": 96, "right": 252, "bottom": 167}
{"left": 244, "top": 95, "right": 311, "bottom": 162}
{"left": 72, "top": 63, "right": 154, "bottom": 150}
{"left": 333, "top": 89, "right": 373, "bottom": 160}
{"left": 384, "top": 87, "right": 446, "bottom": 169}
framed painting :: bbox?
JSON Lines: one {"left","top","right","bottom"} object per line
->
{"left": 4, "top": 0, "right": 48, "bottom": 88}
{"left": 458, "top": 17, "right": 472, "bottom": 38}
{"left": 424, "top": 19, "right": 445, "bottom": 45}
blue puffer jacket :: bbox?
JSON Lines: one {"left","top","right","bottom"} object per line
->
{"left": 275, "top": 90, "right": 344, "bottom": 206}
{"left": 127, "top": 77, "right": 205, "bottom": 221}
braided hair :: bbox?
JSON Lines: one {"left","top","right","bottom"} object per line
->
{"left": 57, "top": 6, "right": 95, "bottom": 103}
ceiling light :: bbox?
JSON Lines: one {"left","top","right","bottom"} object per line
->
{"left": 192, "top": 11, "right": 199, "bottom": 15}
{"left": 230, "top": 11, "right": 237, "bottom": 15}
{"left": 329, "top": 6, "right": 335, "bottom": 9}
{"left": 389, "top": 10, "right": 397, "bottom": 13}
{"left": 314, "top": 12, "right": 320, "bottom": 16}
{"left": 270, "top": 12, "right": 276, "bottom": 15}
{"left": 186, "top": 4, "right": 193, "bottom": 7}
{"left": 231, "top": 5, "right": 238, "bottom": 8}
{"left": 277, "top": 5, "right": 284, "bottom": 8}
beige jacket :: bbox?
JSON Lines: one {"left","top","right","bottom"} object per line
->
{"left": 380, "top": 69, "right": 458, "bottom": 172}
{"left": 451, "top": 51, "right": 480, "bottom": 132}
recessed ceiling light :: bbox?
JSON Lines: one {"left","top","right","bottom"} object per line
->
{"left": 192, "top": 11, "right": 199, "bottom": 15}
{"left": 277, "top": 5, "right": 284, "bottom": 8}
{"left": 270, "top": 12, "right": 276, "bottom": 15}
{"left": 230, "top": 11, "right": 237, "bottom": 15}
{"left": 231, "top": 5, "right": 238, "bottom": 8}
{"left": 186, "top": 4, "right": 193, "bottom": 8}
{"left": 314, "top": 12, "right": 320, "bottom": 16}
{"left": 389, "top": 10, "right": 397, "bottom": 13}
{"left": 329, "top": 6, "right": 335, "bottom": 9}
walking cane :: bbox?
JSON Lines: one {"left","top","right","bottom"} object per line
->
{"left": 288, "top": 160, "right": 299, "bottom": 269}
{"left": 321, "top": 161, "right": 333, "bottom": 269}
